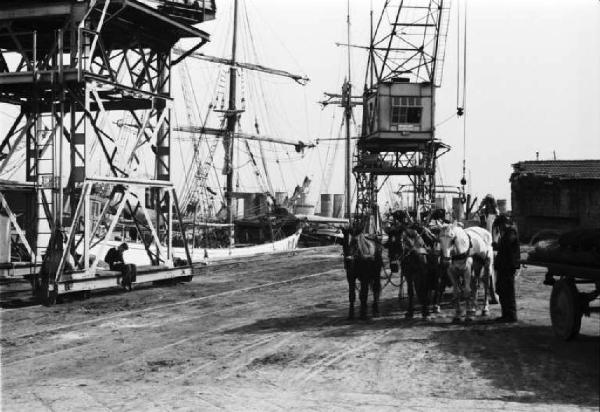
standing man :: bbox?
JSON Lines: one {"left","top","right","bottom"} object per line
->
{"left": 492, "top": 214, "right": 520, "bottom": 322}
{"left": 105, "top": 242, "right": 137, "bottom": 290}
{"left": 478, "top": 194, "right": 499, "bottom": 231}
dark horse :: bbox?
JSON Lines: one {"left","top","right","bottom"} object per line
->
{"left": 387, "top": 222, "right": 446, "bottom": 319}
{"left": 342, "top": 228, "right": 382, "bottom": 320}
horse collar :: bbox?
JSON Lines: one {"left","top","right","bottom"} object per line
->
{"left": 451, "top": 231, "right": 472, "bottom": 261}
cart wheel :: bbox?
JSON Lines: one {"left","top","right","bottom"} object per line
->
{"left": 550, "top": 278, "right": 582, "bottom": 340}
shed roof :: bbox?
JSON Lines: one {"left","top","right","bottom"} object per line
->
{"left": 511, "top": 160, "right": 600, "bottom": 180}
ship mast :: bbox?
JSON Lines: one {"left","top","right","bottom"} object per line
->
{"left": 343, "top": 0, "right": 352, "bottom": 220}
{"left": 225, "top": 0, "right": 240, "bottom": 247}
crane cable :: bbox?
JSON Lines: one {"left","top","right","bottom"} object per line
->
{"left": 457, "top": 0, "right": 468, "bottom": 202}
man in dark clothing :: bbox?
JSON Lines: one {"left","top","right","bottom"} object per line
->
{"left": 478, "top": 194, "right": 499, "bottom": 228}
{"left": 105, "top": 242, "right": 136, "bottom": 290}
{"left": 492, "top": 215, "right": 520, "bottom": 322}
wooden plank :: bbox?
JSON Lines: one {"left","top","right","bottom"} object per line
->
{"left": 523, "top": 260, "right": 600, "bottom": 281}
{"left": 0, "top": 3, "right": 78, "bottom": 21}
{"left": 54, "top": 265, "right": 196, "bottom": 294}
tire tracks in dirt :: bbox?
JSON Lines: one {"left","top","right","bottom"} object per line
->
{"left": 4, "top": 269, "right": 341, "bottom": 342}
{"left": 289, "top": 329, "right": 396, "bottom": 389}
{"left": 213, "top": 314, "right": 344, "bottom": 382}
{"left": 1, "top": 301, "right": 257, "bottom": 367}
{"left": 2, "top": 273, "right": 347, "bottom": 388}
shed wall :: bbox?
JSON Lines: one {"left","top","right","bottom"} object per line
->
{"left": 511, "top": 177, "right": 600, "bottom": 239}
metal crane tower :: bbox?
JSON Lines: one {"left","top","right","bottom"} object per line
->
{"left": 0, "top": 0, "right": 216, "bottom": 303}
{"left": 354, "top": 0, "right": 451, "bottom": 228}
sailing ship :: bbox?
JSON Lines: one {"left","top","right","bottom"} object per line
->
{"left": 108, "top": 0, "right": 314, "bottom": 263}
{"left": 0, "top": 0, "right": 318, "bottom": 272}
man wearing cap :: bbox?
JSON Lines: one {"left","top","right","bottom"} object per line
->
{"left": 105, "top": 242, "right": 137, "bottom": 290}
{"left": 492, "top": 215, "right": 520, "bottom": 322}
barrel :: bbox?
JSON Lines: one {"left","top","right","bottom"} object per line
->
{"left": 333, "top": 194, "right": 344, "bottom": 218}
{"left": 320, "top": 194, "right": 333, "bottom": 217}
{"left": 255, "top": 193, "right": 268, "bottom": 216}
{"left": 452, "top": 197, "right": 464, "bottom": 221}
{"left": 434, "top": 196, "right": 446, "bottom": 210}
{"left": 294, "top": 204, "right": 314, "bottom": 215}
{"left": 243, "top": 193, "right": 256, "bottom": 217}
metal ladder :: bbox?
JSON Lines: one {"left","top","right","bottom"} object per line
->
{"left": 34, "top": 115, "right": 55, "bottom": 262}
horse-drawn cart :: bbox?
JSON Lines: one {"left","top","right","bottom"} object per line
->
{"left": 524, "top": 260, "right": 600, "bottom": 340}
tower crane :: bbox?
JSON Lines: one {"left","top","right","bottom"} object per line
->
{"left": 353, "top": 0, "right": 452, "bottom": 230}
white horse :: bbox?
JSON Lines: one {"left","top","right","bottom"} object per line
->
{"left": 438, "top": 224, "right": 495, "bottom": 322}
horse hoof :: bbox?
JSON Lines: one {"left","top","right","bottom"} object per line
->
{"left": 451, "top": 317, "right": 462, "bottom": 324}
{"left": 433, "top": 305, "right": 441, "bottom": 314}
{"left": 465, "top": 317, "right": 474, "bottom": 323}
{"left": 405, "top": 312, "right": 414, "bottom": 320}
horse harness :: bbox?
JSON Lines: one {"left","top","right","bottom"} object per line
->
{"left": 451, "top": 232, "right": 472, "bottom": 261}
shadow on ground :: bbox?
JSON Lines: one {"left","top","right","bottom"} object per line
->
{"left": 223, "top": 295, "right": 457, "bottom": 336}
{"left": 225, "top": 295, "right": 599, "bottom": 407}
{"left": 429, "top": 324, "right": 600, "bottom": 407}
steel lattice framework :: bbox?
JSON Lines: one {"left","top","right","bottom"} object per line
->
{"left": 0, "top": 0, "right": 215, "bottom": 303}
{"left": 354, "top": 0, "right": 451, "bottom": 229}
{"left": 366, "top": 0, "right": 451, "bottom": 87}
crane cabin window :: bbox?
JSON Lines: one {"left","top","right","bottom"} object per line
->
{"left": 391, "top": 96, "right": 422, "bottom": 126}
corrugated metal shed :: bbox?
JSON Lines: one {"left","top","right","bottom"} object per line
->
{"left": 511, "top": 160, "right": 600, "bottom": 180}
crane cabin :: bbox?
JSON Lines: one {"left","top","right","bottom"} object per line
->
{"left": 363, "top": 78, "right": 434, "bottom": 144}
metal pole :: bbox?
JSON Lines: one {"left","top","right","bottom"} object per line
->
{"left": 58, "top": 29, "right": 64, "bottom": 228}
{"left": 226, "top": 0, "right": 239, "bottom": 247}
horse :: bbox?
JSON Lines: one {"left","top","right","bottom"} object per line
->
{"left": 438, "top": 223, "right": 495, "bottom": 322}
{"left": 342, "top": 228, "right": 383, "bottom": 320}
{"left": 385, "top": 224, "right": 407, "bottom": 302}
{"left": 387, "top": 222, "right": 443, "bottom": 319}
{"left": 480, "top": 213, "right": 500, "bottom": 304}
{"left": 416, "top": 224, "right": 452, "bottom": 315}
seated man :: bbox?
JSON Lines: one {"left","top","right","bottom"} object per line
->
{"left": 104, "top": 242, "right": 137, "bottom": 290}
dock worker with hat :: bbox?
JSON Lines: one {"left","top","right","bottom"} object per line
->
{"left": 492, "top": 214, "right": 520, "bottom": 322}
{"left": 105, "top": 242, "right": 137, "bottom": 291}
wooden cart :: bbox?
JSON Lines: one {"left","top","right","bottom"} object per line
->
{"left": 524, "top": 260, "right": 600, "bottom": 340}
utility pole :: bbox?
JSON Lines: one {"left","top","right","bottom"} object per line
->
{"left": 225, "top": 0, "right": 240, "bottom": 247}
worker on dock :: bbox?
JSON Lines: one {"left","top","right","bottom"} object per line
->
{"left": 478, "top": 194, "right": 499, "bottom": 232}
{"left": 492, "top": 214, "right": 520, "bottom": 323}
{"left": 105, "top": 243, "right": 137, "bottom": 291}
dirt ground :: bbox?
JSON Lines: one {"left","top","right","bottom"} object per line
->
{"left": 1, "top": 246, "right": 599, "bottom": 411}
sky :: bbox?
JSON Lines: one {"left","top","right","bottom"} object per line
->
{"left": 1, "top": 0, "right": 598, "bottom": 212}
{"left": 179, "top": 0, "right": 600, "bottom": 209}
